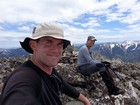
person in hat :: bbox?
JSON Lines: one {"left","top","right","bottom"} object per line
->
{"left": 0, "top": 22, "right": 91, "bottom": 105}
{"left": 77, "top": 36, "right": 125, "bottom": 95}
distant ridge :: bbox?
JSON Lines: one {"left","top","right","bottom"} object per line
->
{"left": 0, "top": 48, "right": 29, "bottom": 58}
{"left": 0, "top": 40, "right": 140, "bottom": 62}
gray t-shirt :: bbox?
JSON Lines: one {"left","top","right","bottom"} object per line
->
{"left": 77, "top": 45, "right": 100, "bottom": 66}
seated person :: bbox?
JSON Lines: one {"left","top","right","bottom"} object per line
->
{"left": 77, "top": 36, "right": 125, "bottom": 95}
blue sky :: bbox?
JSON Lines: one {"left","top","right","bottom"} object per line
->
{"left": 0, "top": 0, "right": 140, "bottom": 48}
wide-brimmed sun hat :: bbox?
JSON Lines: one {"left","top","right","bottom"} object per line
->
{"left": 20, "top": 22, "right": 71, "bottom": 53}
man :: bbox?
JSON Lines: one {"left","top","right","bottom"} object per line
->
{"left": 0, "top": 22, "right": 91, "bottom": 105}
{"left": 77, "top": 36, "right": 125, "bottom": 95}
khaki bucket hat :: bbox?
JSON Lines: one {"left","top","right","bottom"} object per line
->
{"left": 20, "top": 22, "right": 70, "bottom": 53}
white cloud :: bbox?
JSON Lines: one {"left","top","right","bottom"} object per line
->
{"left": 0, "top": 0, "right": 97, "bottom": 23}
{"left": 81, "top": 18, "right": 101, "bottom": 27}
{"left": 17, "top": 26, "right": 30, "bottom": 32}
{"left": 0, "top": 26, "right": 4, "bottom": 30}
{"left": 0, "top": 0, "right": 140, "bottom": 48}
{"left": 0, "top": 30, "right": 31, "bottom": 48}
{"left": 0, "top": 30, "right": 30, "bottom": 40}
{"left": 0, "top": 0, "right": 139, "bottom": 24}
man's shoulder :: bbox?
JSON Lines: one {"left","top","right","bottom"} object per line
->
{"left": 10, "top": 67, "right": 39, "bottom": 81}
{"left": 4, "top": 61, "right": 41, "bottom": 85}
{"left": 79, "top": 45, "right": 87, "bottom": 51}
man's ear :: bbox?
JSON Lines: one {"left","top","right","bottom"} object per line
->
{"left": 29, "top": 40, "right": 37, "bottom": 52}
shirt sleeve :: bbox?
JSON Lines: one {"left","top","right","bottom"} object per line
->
{"left": 0, "top": 68, "right": 41, "bottom": 105}
{"left": 81, "top": 46, "right": 96, "bottom": 64}
{"left": 61, "top": 78, "right": 80, "bottom": 99}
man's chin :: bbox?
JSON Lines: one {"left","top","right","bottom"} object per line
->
{"left": 50, "top": 63, "right": 59, "bottom": 67}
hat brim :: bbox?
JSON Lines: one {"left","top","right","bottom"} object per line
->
{"left": 20, "top": 37, "right": 70, "bottom": 54}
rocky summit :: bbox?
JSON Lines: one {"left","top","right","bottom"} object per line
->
{"left": 0, "top": 55, "right": 140, "bottom": 105}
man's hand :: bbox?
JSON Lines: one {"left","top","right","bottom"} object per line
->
{"left": 78, "top": 93, "right": 91, "bottom": 105}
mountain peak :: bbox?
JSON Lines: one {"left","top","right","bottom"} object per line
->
{"left": 93, "top": 40, "right": 140, "bottom": 62}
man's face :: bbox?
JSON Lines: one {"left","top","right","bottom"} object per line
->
{"left": 89, "top": 40, "right": 96, "bottom": 47}
{"left": 31, "top": 36, "right": 64, "bottom": 67}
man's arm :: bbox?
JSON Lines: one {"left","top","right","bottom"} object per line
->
{"left": 81, "top": 46, "right": 95, "bottom": 63}
{"left": 61, "top": 79, "right": 91, "bottom": 105}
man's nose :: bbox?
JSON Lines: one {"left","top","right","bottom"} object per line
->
{"left": 51, "top": 45, "right": 61, "bottom": 52}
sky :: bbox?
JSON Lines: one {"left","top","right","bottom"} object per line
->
{"left": 0, "top": 0, "right": 140, "bottom": 48}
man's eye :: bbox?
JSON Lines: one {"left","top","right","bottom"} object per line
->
{"left": 45, "top": 41, "right": 51, "bottom": 46}
{"left": 60, "top": 42, "right": 64, "bottom": 45}
{"left": 58, "top": 43, "right": 63, "bottom": 48}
